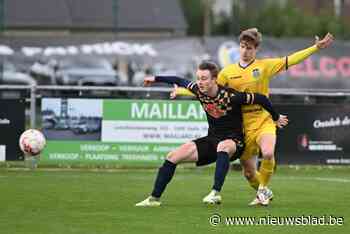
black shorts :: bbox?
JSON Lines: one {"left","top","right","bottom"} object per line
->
{"left": 193, "top": 135, "right": 245, "bottom": 167}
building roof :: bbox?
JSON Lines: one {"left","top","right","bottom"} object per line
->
{"left": 117, "top": 0, "right": 187, "bottom": 30}
{"left": 5, "top": 0, "right": 72, "bottom": 28}
{"left": 3, "top": 0, "right": 187, "bottom": 31}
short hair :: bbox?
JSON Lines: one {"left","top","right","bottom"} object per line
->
{"left": 198, "top": 60, "right": 219, "bottom": 78}
{"left": 239, "top": 28, "right": 262, "bottom": 47}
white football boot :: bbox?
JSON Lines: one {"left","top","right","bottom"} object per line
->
{"left": 135, "top": 196, "right": 161, "bottom": 207}
{"left": 202, "top": 190, "right": 222, "bottom": 204}
{"left": 249, "top": 186, "right": 273, "bottom": 206}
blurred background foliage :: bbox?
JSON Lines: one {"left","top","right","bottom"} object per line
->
{"left": 181, "top": 0, "right": 350, "bottom": 39}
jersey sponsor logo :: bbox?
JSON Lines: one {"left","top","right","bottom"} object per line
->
{"left": 252, "top": 68, "right": 260, "bottom": 79}
{"left": 203, "top": 103, "right": 226, "bottom": 118}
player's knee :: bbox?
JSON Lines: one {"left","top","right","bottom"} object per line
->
{"left": 243, "top": 170, "right": 255, "bottom": 180}
{"left": 166, "top": 151, "right": 178, "bottom": 163}
{"left": 166, "top": 151, "right": 185, "bottom": 164}
{"left": 166, "top": 142, "right": 195, "bottom": 163}
{"left": 260, "top": 146, "right": 274, "bottom": 160}
{"left": 217, "top": 140, "right": 236, "bottom": 155}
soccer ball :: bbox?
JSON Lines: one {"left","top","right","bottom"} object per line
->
{"left": 19, "top": 129, "right": 46, "bottom": 156}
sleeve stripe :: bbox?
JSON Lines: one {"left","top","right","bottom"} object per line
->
{"left": 285, "top": 56, "right": 289, "bottom": 70}
{"left": 246, "top": 93, "right": 251, "bottom": 104}
{"left": 246, "top": 93, "right": 254, "bottom": 104}
{"left": 187, "top": 81, "right": 195, "bottom": 89}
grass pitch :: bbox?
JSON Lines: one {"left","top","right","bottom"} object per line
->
{"left": 0, "top": 166, "right": 349, "bottom": 234}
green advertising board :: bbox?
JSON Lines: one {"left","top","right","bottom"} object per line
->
{"left": 41, "top": 99, "right": 207, "bottom": 166}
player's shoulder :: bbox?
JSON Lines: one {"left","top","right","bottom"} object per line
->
{"left": 257, "top": 57, "right": 284, "bottom": 65}
{"left": 220, "top": 85, "right": 240, "bottom": 95}
{"left": 220, "top": 63, "right": 239, "bottom": 73}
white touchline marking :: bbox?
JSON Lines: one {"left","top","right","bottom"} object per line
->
{"left": 277, "top": 176, "right": 350, "bottom": 183}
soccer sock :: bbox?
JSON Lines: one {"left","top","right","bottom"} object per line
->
{"left": 151, "top": 160, "right": 177, "bottom": 198}
{"left": 259, "top": 158, "right": 275, "bottom": 187}
{"left": 212, "top": 151, "right": 230, "bottom": 192}
{"left": 248, "top": 171, "right": 261, "bottom": 191}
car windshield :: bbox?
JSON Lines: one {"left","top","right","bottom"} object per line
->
{"left": 3, "top": 62, "right": 16, "bottom": 71}
{"left": 60, "top": 59, "right": 111, "bottom": 70}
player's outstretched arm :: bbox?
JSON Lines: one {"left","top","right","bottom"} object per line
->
{"left": 287, "top": 33, "right": 334, "bottom": 67}
{"left": 268, "top": 33, "right": 335, "bottom": 76}
{"left": 143, "top": 75, "right": 191, "bottom": 87}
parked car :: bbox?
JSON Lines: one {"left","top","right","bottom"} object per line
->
{"left": 72, "top": 121, "right": 89, "bottom": 134}
{"left": 86, "top": 118, "right": 101, "bottom": 132}
{"left": 29, "top": 59, "right": 57, "bottom": 85}
{"left": 42, "top": 110, "right": 57, "bottom": 129}
{"left": 55, "top": 118, "right": 69, "bottom": 130}
{"left": 1, "top": 62, "right": 36, "bottom": 85}
{"left": 56, "top": 58, "right": 119, "bottom": 86}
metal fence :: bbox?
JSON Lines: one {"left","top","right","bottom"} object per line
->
{"left": 2, "top": 84, "right": 350, "bottom": 129}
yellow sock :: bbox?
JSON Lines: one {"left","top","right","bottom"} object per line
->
{"left": 259, "top": 159, "right": 275, "bottom": 187}
{"left": 248, "top": 171, "right": 261, "bottom": 190}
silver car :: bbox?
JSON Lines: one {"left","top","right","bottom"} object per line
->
{"left": 1, "top": 62, "right": 36, "bottom": 85}
{"left": 56, "top": 58, "right": 119, "bottom": 86}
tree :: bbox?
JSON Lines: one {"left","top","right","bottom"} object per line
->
{"left": 180, "top": 0, "right": 206, "bottom": 36}
{"left": 212, "top": 0, "right": 349, "bottom": 39}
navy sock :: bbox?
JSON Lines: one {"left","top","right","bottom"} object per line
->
{"left": 151, "top": 160, "right": 177, "bottom": 198}
{"left": 212, "top": 151, "right": 230, "bottom": 192}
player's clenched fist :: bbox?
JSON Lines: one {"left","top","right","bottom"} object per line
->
{"left": 315, "top": 33, "right": 334, "bottom": 49}
{"left": 276, "top": 114, "right": 288, "bottom": 129}
{"left": 144, "top": 75, "right": 156, "bottom": 86}
{"left": 170, "top": 84, "right": 178, "bottom": 99}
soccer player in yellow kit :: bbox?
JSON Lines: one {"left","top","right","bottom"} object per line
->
{"left": 175, "top": 28, "right": 334, "bottom": 205}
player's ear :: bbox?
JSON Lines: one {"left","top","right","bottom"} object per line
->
{"left": 209, "top": 73, "right": 216, "bottom": 80}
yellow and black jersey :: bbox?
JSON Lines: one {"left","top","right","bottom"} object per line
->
{"left": 154, "top": 75, "right": 279, "bottom": 137}
{"left": 185, "top": 81, "right": 279, "bottom": 138}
